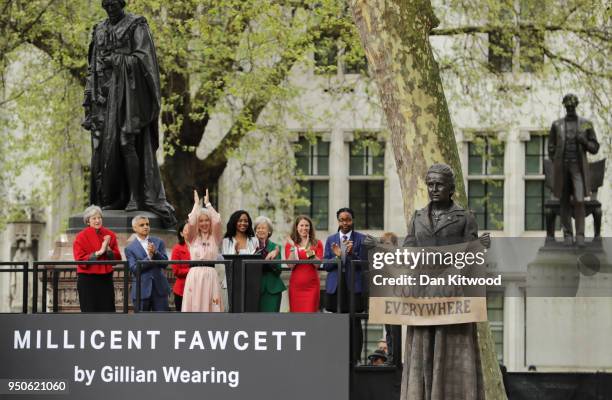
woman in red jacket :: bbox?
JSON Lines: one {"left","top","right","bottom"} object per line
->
{"left": 170, "top": 221, "right": 190, "bottom": 311}
{"left": 285, "top": 215, "right": 323, "bottom": 312}
{"left": 72, "top": 205, "right": 121, "bottom": 312}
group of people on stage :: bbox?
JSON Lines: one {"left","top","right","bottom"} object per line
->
{"left": 72, "top": 189, "right": 372, "bottom": 317}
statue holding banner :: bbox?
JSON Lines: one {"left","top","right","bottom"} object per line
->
{"left": 400, "top": 163, "right": 485, "bottom": 400}
{"left": 82, "top": 0, "right": 176, "bottom": 228}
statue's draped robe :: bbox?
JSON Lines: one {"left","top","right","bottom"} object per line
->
{"left": 85, "top": 14, "right": 176, "bottom": 227}
{"left": 401, "top": 202, "right": 484, "bottom": 400}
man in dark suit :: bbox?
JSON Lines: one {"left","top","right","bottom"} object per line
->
{"left": 324, "top": 208, "right": 367, "bottom": 363}
{"left": 548, "top": 93, "right": 599, "bottom": 247}
{"left": 125, "top": 215, "right": 171, "bottom": 311}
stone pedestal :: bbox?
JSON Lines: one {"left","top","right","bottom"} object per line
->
{"left": 44, "top": 210, "right": 177, "bottom": 313}
{"left": 525, "top": 240, "right": 612, "bottom": 370}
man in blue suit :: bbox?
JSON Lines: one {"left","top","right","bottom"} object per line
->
{"left": 125, "top": 215, "right": 171, "bottom": 311}
{"left": 324, "top": 208, "right": 367, "bottom": 363}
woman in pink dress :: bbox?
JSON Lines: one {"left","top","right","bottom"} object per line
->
{"left": 285, "top": 215, "right": 323, "bottom": 312}
{"left": 182, "top": 189, "right": 224, "bottom": 312}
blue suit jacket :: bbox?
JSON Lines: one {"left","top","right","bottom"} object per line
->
{"left": 323, "top": 231, "right": 366, "bottom": 294}
{"left": 125, "top": 236, "right": 171, "bottom": 301}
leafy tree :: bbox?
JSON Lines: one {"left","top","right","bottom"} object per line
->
{"left": 0, "top": 0, "right": 363, "bottom": 225}
{"left": 0, "top": 0, "right": 608, "bottom": 232}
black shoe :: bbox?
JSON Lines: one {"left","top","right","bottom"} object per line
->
{"left": 575, "top": 235, "right": 585, "bottom": 248}
{"left": 564, "top": 236, "right": 573, "bottom": 246}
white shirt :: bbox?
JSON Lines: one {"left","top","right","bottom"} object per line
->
{"left": 137, "top": 236, "right": 151, "bottom": 259}
{"left": 221, "top": 237, "right": 259, "bottom": 255}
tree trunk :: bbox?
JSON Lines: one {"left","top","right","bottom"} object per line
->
{"left": 349, "top": 1, "right": 506, "bottom": 399}
{"left": 349, "top": 0, "right": 465, "bottom": 212}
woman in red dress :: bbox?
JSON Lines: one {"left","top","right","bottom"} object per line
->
{"left": 285, "top": 215, "right": 323, "bottom": 312}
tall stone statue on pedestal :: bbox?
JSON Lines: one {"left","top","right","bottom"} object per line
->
{"left": 82, "top": 0, "right": 176, "bottom": 228}
{"left": 547, "top": 93, "right": 599, "bottom": 247}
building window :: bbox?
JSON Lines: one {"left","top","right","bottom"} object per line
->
{"left": 295, "top": 136, "right": 329, "bottom": 230}
{"left": 467, "top": 137, "right": 504, "bottom": 230}
{"left": 468, "top": 137, "right": 504, "bottom": 175}
{"left": 487, "top": 291, "right": 504, "bottom": 363}
{"left": 314, "top": 32, "right": 367, "bottom": 75}
{"left": 488, "top": 30, "right": 513, "bottom": 73}
{"left": 314, "top": 35, "right": 338, "bottom": 74}
{"left": 349, "top": 138, "right": 385, "bottom": 176}
{"left": 296, "top": 181, "right": 329, "bottom": 231}
{"left": 349, "top": 137, "right": 384, "bottom": 230}
{"left": 524, "top": 134, "right": 551, "bottom": 230}
{"left": 296, "top": 137, "right": 329, "bottom": 176}
{"left": 519, "top": 0, "right": 545, "bottom": 72}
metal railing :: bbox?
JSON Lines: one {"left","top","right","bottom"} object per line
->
{"left": 133, "top": 260, "right": 233, "bottom": 312}
{"left": 31, "top": 261, "right": 130, "bottom": 313}
{"left": 350, "top": 259, "right": 402, "bottom": 369}
{"left": 242, "top": 258, "right": 342, "bottom": 311}
{"left": 0, "top": 262, "right": 29, "bottom": 314}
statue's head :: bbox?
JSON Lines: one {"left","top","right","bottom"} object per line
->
{"left": 102, "top": 0, "right": 126, "bottom": 23}
{"left": 562, "top": 93, "right": 579, "bottom": 117}
{"left": 425, "top": 163, "right": 455, "bottom": 205}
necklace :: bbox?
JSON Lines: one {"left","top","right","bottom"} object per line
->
{"left": 431, "top": 209, "right": 444, "bottom": 222}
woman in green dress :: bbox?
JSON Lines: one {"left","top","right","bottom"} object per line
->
{"left": 254, "top": 216, "right": 286, "bottom": 312}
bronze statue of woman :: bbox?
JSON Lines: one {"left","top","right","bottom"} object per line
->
{"left": 401, "top": 163, "right": 484, "bottom": 400}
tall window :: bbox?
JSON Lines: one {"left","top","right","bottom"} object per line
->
{"left": 488, "top": 3, "right": 513, "bottom": 73}
{"left": 519, "top": 0, "right": 545, "bottom": 72}
{"left": 489, "top": 1, "right": 545, "bottom": 73}
{"left": 295, "top": 136, "right": 330, "bottom": 230}
{"left": 524, "top": 134, "right": 551, "bottom": 230}
{"left": 467, "top": 136, "right": 504, "bottom": 230}
{"left": 314, "top": 30, "right": 367, "bottom": 75}
{"left": 349, "top": 136, "right": 384, "bottom": 230}
{"left": 314, "top": 34, "right": 338, "bottom": 74}
{"left": 487, "top": 291, "right": 504, "bottom": 363}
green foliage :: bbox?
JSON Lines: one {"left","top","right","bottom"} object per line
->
{"left": 0, "top": 0, "right": 608, "bottom": 232}
{"left": 433, "top": 0, "right": 611, "bottom": 133}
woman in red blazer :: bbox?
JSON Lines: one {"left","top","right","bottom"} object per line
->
{"left": 72, "top": 205, "right": 121, "bottom": 312}
{"left": 170, "top": 221, "right": 191, "bottom": 311}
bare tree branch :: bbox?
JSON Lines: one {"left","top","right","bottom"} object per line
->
{"left": 431, "top": 24, "right": 610, "bottom": 42}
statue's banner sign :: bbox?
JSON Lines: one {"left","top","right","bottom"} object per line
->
{"left": 369, "top": 297, "right": 487, "bottom": 325}
{"left": 0, "top": 314, "right": 348, "bottom": 400}
{"left": 367, "top": 240, "right": 489, "bottom": 325}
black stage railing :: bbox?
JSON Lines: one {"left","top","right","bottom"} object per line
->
{"left": 133, "top": 260, "right": 233, "bottom": 312}
{"left": 241, "top": 259, "right": 342, "bottom": 312}
{"left": 31, "top": 261, "right": 130, "bottom": 313}
{"left": 0, "top": 262, "right": 29, "bottom": 314}
{"left": 350, "top": 259, "right": 402, "bottom": 369}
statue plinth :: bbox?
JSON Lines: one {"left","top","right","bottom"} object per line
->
{"left": 525, "top": 239, "right": 612, "bottom": 369}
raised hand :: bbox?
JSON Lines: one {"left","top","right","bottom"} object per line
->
{"left": 204, "top": 188, "right": 210, "bottom": 206}
{"left": 346, "top": 240, "right": 354, "bottom": 255}
{"left": 194, "top": 189, "right": 200, "bottom": 205}
{"left": 266, "top": 248, "right": 279, "bottom": 260}
{"left": 147, "top": 241, "right": 156, "bottom": 258}
{"left": 331, "top": 242, "right": 342, "bottom": 257}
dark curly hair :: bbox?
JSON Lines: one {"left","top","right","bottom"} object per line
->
{"left": 224, "top": 210, "right": 254, "bottom": 239}
{"left": 336, "top": 207, "right": 354, "bottom": 219}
